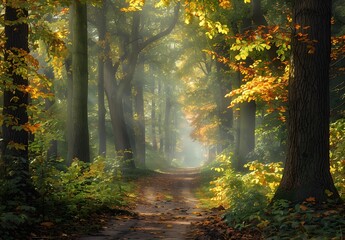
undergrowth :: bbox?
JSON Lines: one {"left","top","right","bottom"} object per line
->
{"left": 0, "top": 156, "right": 134, "bottom": 239}
{"left": 206, "top": 147, "right": 345, "bottom": 239}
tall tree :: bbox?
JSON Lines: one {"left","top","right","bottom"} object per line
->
{"left": 164, "top": 83, "right": 173, "bottom": 160}
{"left": 134, "top": 60, "right": 146, "bottom": 166}
{"left": 96, "top": 0, "right": 107, "bottom": 157}
{"left": 274, "top": 0, "right": 341, "bottom": 202}
{"left": 67, "top": 0, "right": 90, "bottom": 163}
{"left": 151, "top": 76, "right": 158, "bottom": 150}
{"left": 103, "top": 2, "right": 180, "bottom": 168}
{"left": 2, "top": 0, "right": 33, "bottom": 201}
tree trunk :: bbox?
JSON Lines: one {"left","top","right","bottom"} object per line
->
{"left": 134, "top": 62, "right": 146, "bottom": 167}
{"left": 237, "top": 100, "right": 256, "bottom": 170}
{"left": 68, "top": 0, "right": 90, "bottom": 163}
{"left": 171, "top": 106, "right": 178, "bottom": 160}
{"left": 273, "top": 0, "right": 341, "bottom": 203}
{"left": 44, "top": 68, "right": 58, "bottom": 161}
{"left": 97, "top": 0, "right": 107, "bottom": 157}
{"left": 104, "top": 60, "right": 135, "bottom": 169}
{"left": 215, "top": 62, "right": 234, "bottom": 151}
{"left": 65, "top": 56, "right": 73, "bottom": 164}
{"left": 234, "top": 17, "right": 255, "bottom": 171}
{"left": 2, "top": 1, "right": 35, "bottom": 202}
{"left": 151, "top": 78, "right": 158, "bottom": 150}
{"left": 158, "top": 80, "right": 164, "bottom": 152}
{"left": 122, "top": 81, "right": 137, "bottom": 159}
{"left": 164, "top": 84, "right": 172, "bottom": 161}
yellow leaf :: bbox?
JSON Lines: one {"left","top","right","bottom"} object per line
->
{"left": 257, "top": 220, "right": 269, "bottom": 229}
{"left": 325, "top": 189, "right": 334, "bottom": 197}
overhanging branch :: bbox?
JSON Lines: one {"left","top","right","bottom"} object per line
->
{"left": 138, "top": 2, "right": 180, "bottom": 52}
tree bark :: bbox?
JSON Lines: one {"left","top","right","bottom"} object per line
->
{"left": 68, "top": 0, "right": 90, "bottom": 163}
{"left": 273, "top": 0, "right": 341, "bottom": 203}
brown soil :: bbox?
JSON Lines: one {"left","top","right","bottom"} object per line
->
{"left": 78, "top": 168, "right": 209, "bottom": 240}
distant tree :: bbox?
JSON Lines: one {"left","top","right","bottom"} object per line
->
{"left": 273, "top": 0, "right": 341, "bottom": 202}
{"left": 103, "top": 1, "right": 180, "bottom": 168}
{"left": 134, "top": 60, "right": 146, "bottom": 166}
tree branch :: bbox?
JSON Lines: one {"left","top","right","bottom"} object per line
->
{"left": 138, "top": 2, "right": 180, "bottom": 52}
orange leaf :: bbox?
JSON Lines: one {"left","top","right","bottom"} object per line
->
{"left": 305, "top": 197, "right": 316, "bottom": 202}
{"left": 41, "top": 222, "right": 54, "bottom": 228}
{"left": 300, "top": 205, "right": 308, "bottom": 211}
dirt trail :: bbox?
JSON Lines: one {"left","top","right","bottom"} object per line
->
{"left": 79, "top": 168, "right": 208, "bottom": 240}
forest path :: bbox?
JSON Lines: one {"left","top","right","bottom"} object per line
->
{"left": 79, "top": 168, "right": 209, "bottom": 240}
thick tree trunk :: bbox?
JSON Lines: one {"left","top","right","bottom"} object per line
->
{"left": 68, "top": 0, "right": 90, "bottom": 163}
{"left": 97, "top": 1, "right": 107, "bottom": 157}
{"left": 273, "top": 0, "right": 341, "bottom": 203}
{"left": 2, "top": 1, "right": 35, "bottom": 202}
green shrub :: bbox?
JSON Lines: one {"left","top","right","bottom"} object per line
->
{"left": 330, "top": 119, "right": 345, "bottom": 197}
{"left": 31, "top": 156, "right": 131, "bottom": 220}
{"left": 210, "top": 152, "right": 283, "bottom": 209}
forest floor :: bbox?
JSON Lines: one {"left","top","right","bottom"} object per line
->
{"left": 76, "top": 168, "right": 260, "bottom": 240}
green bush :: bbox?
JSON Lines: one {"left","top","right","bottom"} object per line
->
{"left": 31, "top": 156, "right": 131, "bottom": 220}
{"left": 330, "top": 119, "right": 345, "bottom": 197}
